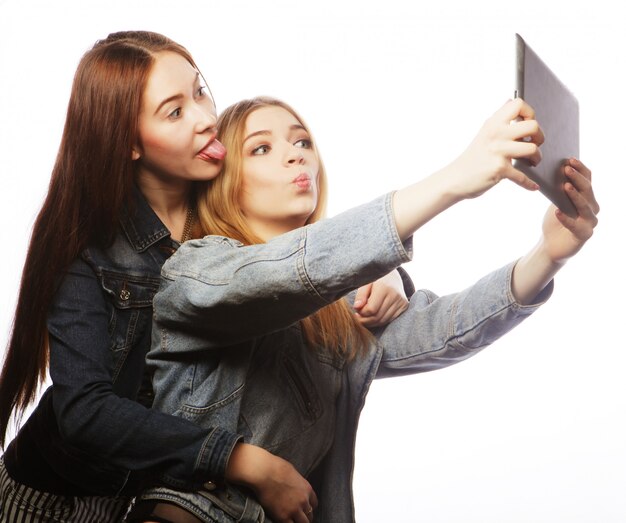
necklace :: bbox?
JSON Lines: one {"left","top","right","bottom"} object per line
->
{"left": 180, "top": 204, "right": 196, "bottom": 243}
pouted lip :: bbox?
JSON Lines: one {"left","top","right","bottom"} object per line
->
{"left": 292, "top": 173, "right": 312, "bottom": 184}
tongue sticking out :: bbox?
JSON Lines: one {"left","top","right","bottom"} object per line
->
{"left": 200, "top": 139, "right": 227, "bottom": 161}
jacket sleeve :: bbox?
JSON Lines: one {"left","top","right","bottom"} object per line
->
{"left": 397, "top": 266, "right": 416, "bottom": 298}
{"left": 374, "top": 262, "right": 553, "bottom": 378}
{"left": 152, "top": 193, "right": 412, "bottom": 350}
{"left": 47, "top": 258, "right": 241, "bottom": 493}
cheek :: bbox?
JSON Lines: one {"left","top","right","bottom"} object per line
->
{"left": 141, "top": 128, "right": 185, "bottom": 158}
{"left": 243, "top": 170, "right": 281, "bottom": 192}
{"left": 240, "top": 173, "right": 283, "bottom": 215}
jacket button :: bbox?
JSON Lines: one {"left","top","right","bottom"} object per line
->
{"left": 119, "top": 289, "right": 131, "bottom": 301}
{"left": 204, "top": 480, "right": 217, "bottom": 491}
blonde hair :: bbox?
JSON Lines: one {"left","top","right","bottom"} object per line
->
{"left": 197, "top": 96, "right": 372, "bottom": 360}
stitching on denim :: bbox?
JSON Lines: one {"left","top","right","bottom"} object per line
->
{"left": 180, "top": 383, "right": 245, "bottom": 415}
{"left": 383, "top": 191, "right": 413, "bottom": 264}
{"left": 296, "top": 227, "right": 330, "bottom": 305}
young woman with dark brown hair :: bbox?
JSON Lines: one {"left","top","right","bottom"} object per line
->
{"left": 0, "top": 30, "right": 229, "bottom": 522}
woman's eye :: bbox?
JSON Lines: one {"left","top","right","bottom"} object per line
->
{"left": 295, "top": 138, "right": 312, "bottom": 149}
{"left": 168, "top": 108, "right": 182, "bottom": 119}
{"left": 252, "top": 145, "right": 269, "bottom": 155}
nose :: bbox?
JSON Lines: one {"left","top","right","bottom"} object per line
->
{"left": 286, "top": 146, "right": 305, "bottom": 165}
{"left": 194, "top": 103, "right": 217, "bottom": 134}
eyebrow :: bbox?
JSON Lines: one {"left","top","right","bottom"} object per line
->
{"left": 153, "top": 72, "right": 201, "bottom": 116}
{"left": 243, "top": 124, "right": 307, "bottom": 144}
{"left": 154, "top": 94, "right": 183, "bottom": 116}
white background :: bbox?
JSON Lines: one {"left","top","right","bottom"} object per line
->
{"left": 1, "top": 1, "right": 624, "bottom": 521}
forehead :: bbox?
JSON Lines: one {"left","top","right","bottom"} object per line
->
{"left": 245, "top": 106, "right": 302, "bottom": 134}
{"left": 142, "top": 51, "right": 198, "bottom": 106}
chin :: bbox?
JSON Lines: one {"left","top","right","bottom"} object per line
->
{"left": 192, "top": 166, "right": 222, "bottom": 181}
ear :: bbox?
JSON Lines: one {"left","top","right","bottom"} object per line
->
{"left": 131, "top": 147, "right": 141, "bottom": 161}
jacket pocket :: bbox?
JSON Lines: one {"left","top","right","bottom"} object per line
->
{"left": 100, "top": 271, "right": 160, "bottom": 381}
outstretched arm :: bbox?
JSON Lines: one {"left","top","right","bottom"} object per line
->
{"left": 392, "top": 98, "right": 544, "bottom": 240}
{"left": 511, "top": 158, "right": 598, "bottom": 304}
{"left": 154, "top": 99, "right": 550, "bottom": 348}
{"left": 375, "top": 160, "right": 599, "bottom": 377}
{"left": 391, "top": 99, "right": 597, "bottom": 304}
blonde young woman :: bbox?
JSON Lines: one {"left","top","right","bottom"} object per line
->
{"left": 131, "top": 97, "right": 598, "bottom": 523}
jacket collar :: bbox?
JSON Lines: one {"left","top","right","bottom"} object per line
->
{"left": 120, "top": 185, "right": 171, "bottom": 253}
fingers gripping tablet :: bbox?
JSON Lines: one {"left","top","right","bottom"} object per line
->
{"left": 514, "top": 33, "right": 579, "bottom": 218}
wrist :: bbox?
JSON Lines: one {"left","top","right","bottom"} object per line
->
{"left": 224, "top": 442, "right": 272, "bottom": 491}
{"left": 436, "top": 160, "right": 472, "bottom": 204}
{"left": 512, "top": 240, "right": 564, "bottom": 305}
{"left": 392, "top": 168, "right": 461, "bottom": 240}
{"left": 535, "top": 236, "right": 568, "bottom": 268}
{"left": 225, "top": 443, "right": 256, "bottom": 486}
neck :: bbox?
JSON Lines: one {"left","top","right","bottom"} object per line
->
{"left": 248, "top": 217, "right": 306, "bottom": 242}
{"left": 135, "top": 172, "right": 193, "bottom": 240}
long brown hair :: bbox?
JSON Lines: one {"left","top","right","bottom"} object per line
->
{"left": 197, "top": 97, "right": 372, "bottom": 360}
{"left": 0, "top": 31, "right": 200, "bottom": 447}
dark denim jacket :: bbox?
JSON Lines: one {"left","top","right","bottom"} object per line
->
{"left": 142, "top": 194, "right": 552, "bottom": 522}
{"left": 4, "top": 188, "right": 241, "bottom": 496}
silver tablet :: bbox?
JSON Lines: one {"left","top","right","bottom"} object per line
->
{"left": 514, "top": 33, "right": 579, "bottom": 217}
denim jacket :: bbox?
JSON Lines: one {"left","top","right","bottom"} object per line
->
{"left": 145, "top": 193, "right": 552, "bottom": 522}
{"left": 4, "top": 188, "right": 241, "bottom": 496}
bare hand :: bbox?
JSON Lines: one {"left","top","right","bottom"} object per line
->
{"left": 225, "top": 443, "right": 317, "bottom": 523}
{"left": 253, "top": 456, "right": 317, "bottom": 523}
{"left": 540, "top": 158, "right": 599, "bottom": 263}
{"left": 353, "top": 270, "right": 409, "bottom": 328}
{"left": 446, "top": 98, "right": 545, "bottom": 200}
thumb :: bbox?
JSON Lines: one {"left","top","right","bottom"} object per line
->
{"left": 353, "top": 283, "right": 373, "bottom": 310}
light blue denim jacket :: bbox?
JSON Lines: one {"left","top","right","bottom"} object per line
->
{"left": 145, "top": 193, "right": 552, "bottom": 522}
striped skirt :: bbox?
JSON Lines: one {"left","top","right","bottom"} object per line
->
{"left": 0, "top": 457, "right": 131, "bottom": 522}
